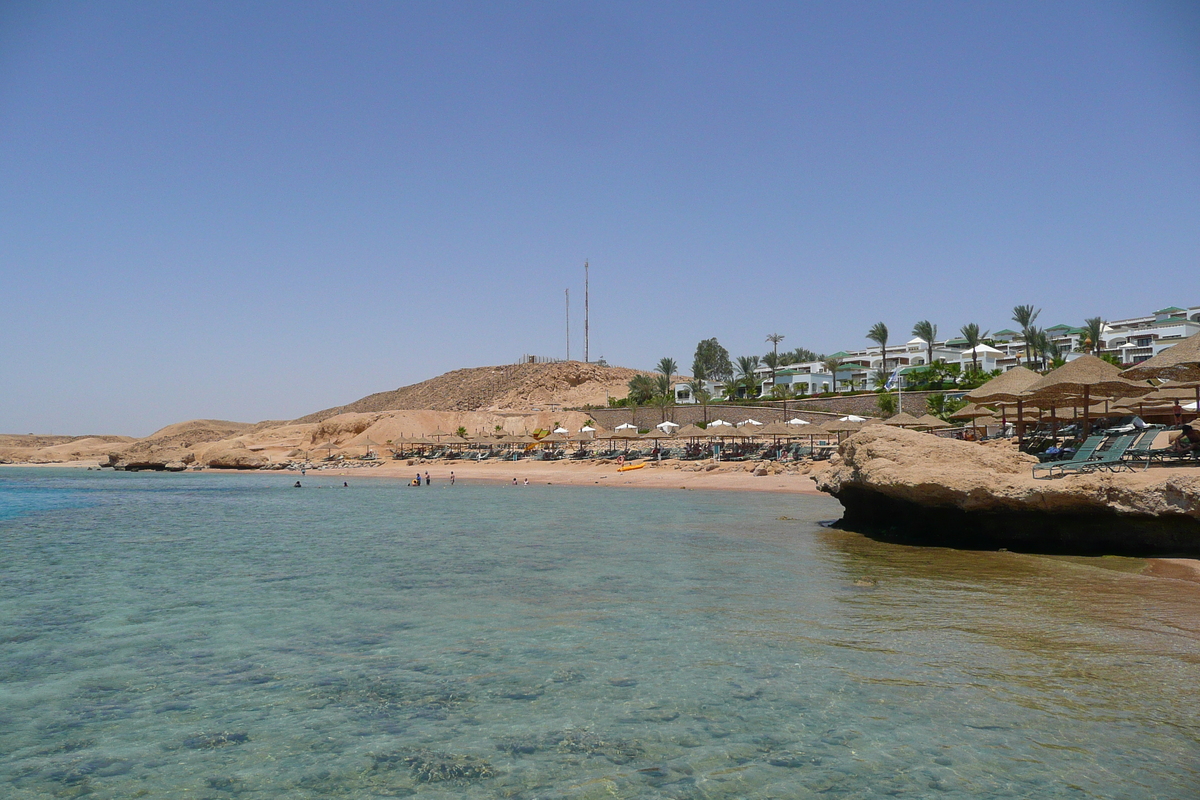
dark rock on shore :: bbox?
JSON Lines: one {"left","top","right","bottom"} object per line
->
{"left": 815, "top": 426, "right": 1200, "bottom": 556}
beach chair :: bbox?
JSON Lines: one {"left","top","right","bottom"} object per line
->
{"left": 1142, "top": 428, "right": 1200, "bottom": 469}
{"left": 1032, "top": 433, "right": 1106, "bottom": 478}
{"left": 1120, "top": 427, "right": 1162, "bottom": 470}
{"left": 1048, "top": 431, "right": 1140, "bottom": 476}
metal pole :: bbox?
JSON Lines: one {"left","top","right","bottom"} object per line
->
{"left": 565, "top": 288, "right": 570, "bottom": 361}
{"left": 584, "top": 260, "right": 589, "bottom": 363}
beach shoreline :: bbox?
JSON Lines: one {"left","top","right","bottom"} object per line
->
{"left": 6, "top": 458, "right": 1200, "bottom": 584}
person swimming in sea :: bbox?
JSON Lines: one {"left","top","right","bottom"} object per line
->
{"left": 294, "top": 481, "right": 302, "bottom": 488}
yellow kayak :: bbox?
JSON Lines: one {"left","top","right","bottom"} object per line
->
{"left": 617, "top": 462, "right": 645, "bottom": 472}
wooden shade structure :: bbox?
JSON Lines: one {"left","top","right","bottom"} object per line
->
{"left": 1023, "top": 354, "right": 1150, "bottom": 436}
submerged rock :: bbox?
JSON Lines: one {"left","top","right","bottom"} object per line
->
{"left": 182, "top": 731, "right": 249, "bottom": 749}
{"left": 815, "top": 426, "right": 1200, "bottom": 556}
{"left": 375, "top": 748, "right": 495, "bottom": 784}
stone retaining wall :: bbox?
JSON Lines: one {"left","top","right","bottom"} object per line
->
{"left": 585, "top": 390, "right": 957, "bottom": 429}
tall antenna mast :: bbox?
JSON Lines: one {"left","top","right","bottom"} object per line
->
{"left": 565, "top": 288, "right": 570, "bottom": 361}
{"left": 584, "top": 260, "right": 589, "bottom": 363}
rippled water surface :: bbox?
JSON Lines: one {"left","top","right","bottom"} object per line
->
{"left": 1, "top": 468, "right": 1197, "bottom": 799}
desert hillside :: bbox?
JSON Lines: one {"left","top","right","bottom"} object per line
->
{"left": 292, "top": 361, "right": 645, "bottom": 423}
{"left": 1, "top": 361, "right": 649, "bottom": 469}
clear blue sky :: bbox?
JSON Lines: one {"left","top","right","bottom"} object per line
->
{"left": 2, "top": 1, "right": 1197, "bottom": 436}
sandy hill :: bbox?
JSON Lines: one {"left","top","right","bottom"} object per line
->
{"left": 292, "top": 361, "right": 646, "bottom": 423}
{"left": 141, "top": 419, "right": 256, "bottom": 447}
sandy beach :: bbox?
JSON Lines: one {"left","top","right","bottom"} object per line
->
{"left": 308, "top": 457, "right": 827, "bottom": 494}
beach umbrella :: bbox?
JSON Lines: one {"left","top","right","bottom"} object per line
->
{"left": 972, "top": 414, "right": 1000, "bottom": 432}
{"left": 756, "top": 422, "right": 796, "bottom": 437}
{"left": 823, "top": 418, "right": 863, "bottom": 444}
{"left": 966, "top": 365, "right": 1041, "bottom": 403}
{"left": 708, "top": 419, "right": 734, "bottom": 427}
{"left": 1131, "top": 379, "right": 1200, "bottom": 422}
{"left": 655, "top": 420, "right": 680, "bottom": 432}
{"left": 737, "top": 418, "right": 764, "bottom": 427}
{"left": 883, "top": 412, "right": 922, "bottom": 428}
{"left": 915, "top": 414, "right": 950, "bottom": 430}
{"left": 838, "top": 414, "right": 867, "bottom": 422}
{"left": 317, "top": 440, "right": 341, "bottom": 456}
{"left": 675, "top": 423, "right": 712, "bottom": 439}
{"left": 1121, "top": 333, "right": 1200, "bottom": 383}
{"left": 965, "top": 365, "right": 1042, "bottom": 441}
{"left": 428, "top": 429, "right": 452, "bottom": 440}
{"left": 786, "top": 418, "right": 811, "bottom": 426}
{"left": 949, "top": 403, "right": 994, "bottom": 420}
{"left": 538, "top": 432, "right": 568, "bottom": 444}
{"left": 1024, "top": 354, "right": 1151, "bottom": 436}
{"left": 615, "top": 422, "right": 638, "bottom": 430}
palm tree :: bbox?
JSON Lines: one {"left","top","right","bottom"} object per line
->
{"left": 911, "top": 320, "right": 937, "bottom": 369}
{"left": 960, "top": 322, "right": 987, "bottom": 374}
{"left": 785, "top": 346, "right": 819, "bottom": 365}
{"left": 1028, "top": 327, "right": 1052, "bottom": 370}
{"left": 766, "top": 333, "right": 785, "bottom": 389}
{"left": 867, "top": 322, "right": 889, "bottom": 375}
{"left": 735, "top": 355, "right": 761, "bottom": 398}
{"left": 1012, "top": 304, "right": 1041, "bottom": 366}
{"left": 1082, "top": 317, "right": 1104, "bottom": 354}
{"left": 626, "top": 373, "right": 656, "bottom": 405}
{"left": 822, "top": 356, "right": 845, "bottom": 393}
{"left": 653, "top": 374, "right": 673, "bottom": 421}
{"left": 656, "top": 357, "right": 677, "bottom": 383}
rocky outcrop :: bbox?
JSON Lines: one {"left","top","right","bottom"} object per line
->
{"left": 104, "top": 448, "right": 192, "bottom": 471}
{"left": 815, "top": 426, "right": 1200, "bottom": 556}
{"left": 203, "top": 444, "right": 268, "bottom": 470}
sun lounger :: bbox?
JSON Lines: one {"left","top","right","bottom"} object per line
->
{"left": 1040, "top": 432, "right": 1139, "bottom": 477}
{"left": 1119, "top": 427, "right": 1163, "bottom": 469}
{"left": 1032, "top": 433, "right": 1106, "bottom": 478}
{"left": 1142, "top": 428, "right": 1200, "bottom": 468}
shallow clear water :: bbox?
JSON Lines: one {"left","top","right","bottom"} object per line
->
{"left": 1, "top": 468, "right": 1197, "bottom": 799}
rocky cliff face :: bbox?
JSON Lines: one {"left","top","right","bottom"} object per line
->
{"left": 814, "top": 426, "right": 1200, "bottom": 556}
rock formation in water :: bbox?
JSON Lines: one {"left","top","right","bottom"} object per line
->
{"left": 814, "top": 425, "right": 1200, "bottom": 556}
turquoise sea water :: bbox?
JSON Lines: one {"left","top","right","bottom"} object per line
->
{"left": 1, "top": 469, "right": 1197, "bottom": 799}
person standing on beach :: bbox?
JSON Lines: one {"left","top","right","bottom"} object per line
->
{"left": 416, "top": 472, "right": 422, "bottom": 486}
{"left": 449, "top": 471, "right": 455, "bottom": 485}
{"left": 424, "top": 472, "right": 431, "bottom": 486}
{"left": 1174, "top": 401, "right": 1184, "bottom": 427}
{"left": 512, "top": 477, "right": 517, "bottom": 485}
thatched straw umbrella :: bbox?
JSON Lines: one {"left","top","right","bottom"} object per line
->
{"left": 965, "top": 365, "right": 1041, "bottom": 442}
{"left": 823, "top": 417, "right": 863, "bottom": 445}
{"left": 1121, "top": 333, "right": 1200, "bottom": 383}
{"left": 674, "top": 423, "right": 710, "bottom": 439}
{"left": 915, "top": 413, "right": 950, "bottom": 431}
{"left": 883, "top": 412, "right": 922, "bottom": 428}
{"left": 803, "top": 421, "right": 837, "bottom": 457}
{"left": 1129, "top": 379, "right": 1200, "bottom": 423}
{"left": 756, "top": 421, "right": 796, "bottom": 437}
{"left": 949, "top": 403, "right": 993, "bottom": 421}
{"left": 1024, "top": 354, "right": 1150, "bottom": 436}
